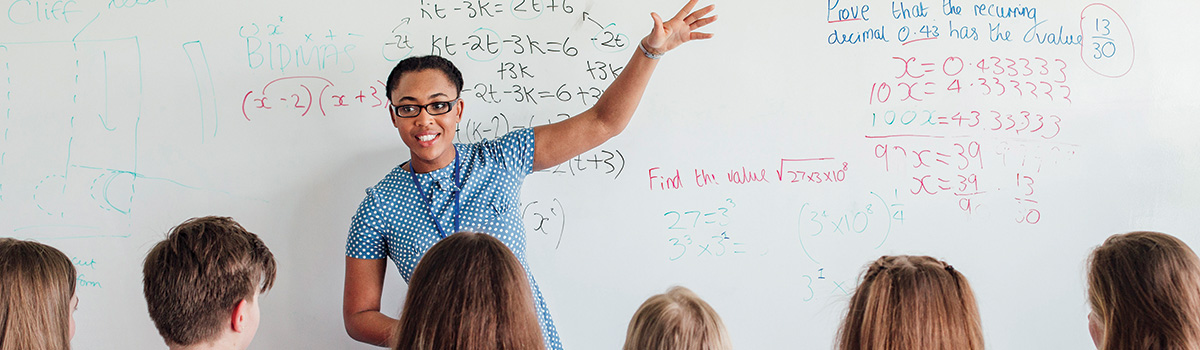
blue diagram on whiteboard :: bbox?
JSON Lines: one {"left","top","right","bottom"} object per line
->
{"left": 0, "top": 37, "right": 143, "bottom": 239}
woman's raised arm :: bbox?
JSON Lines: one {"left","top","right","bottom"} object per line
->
{"left": 531, "top": 0, "right": 716, "bottom": 171}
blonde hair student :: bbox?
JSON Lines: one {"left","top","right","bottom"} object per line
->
{"left": 1086, "top": 231, "right": 1200, "bottom": 350}
{"left": 0, "top": 238, "right": 78, "bottom": 350}
{"left": 623, "top": 286, "right": 732, "bottom": 350}
{"left": 392, "top": 231, "right": 544, "bottom": 350}
{"left": 837, "top": 255, "right": 984, "bottom": 350}
{"left": 142, "top": 216, "right": 277, "bottom": 350}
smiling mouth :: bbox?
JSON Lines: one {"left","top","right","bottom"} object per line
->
{"left": 417, "top": 134, "right": 438, "bottom": 142}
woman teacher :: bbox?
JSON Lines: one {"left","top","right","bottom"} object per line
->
{"left": 343, "top": 1, "right": 717, "bottom": 348}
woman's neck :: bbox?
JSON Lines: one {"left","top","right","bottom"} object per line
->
{"left": 408, "top": 149, "right": 456, "bottom": 173}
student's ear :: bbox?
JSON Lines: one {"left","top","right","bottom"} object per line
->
{"left": 1088, "top": 311, "right": 1104, "bottom": 349}
{"left": 231, "top": 299, "right": 251, "bottom": 333}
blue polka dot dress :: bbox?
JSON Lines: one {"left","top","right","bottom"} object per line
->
{"left": 346, "top": 128, "right": 562, "bottom": 350}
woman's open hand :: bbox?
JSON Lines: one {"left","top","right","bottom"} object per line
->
{"left": 642, "top": 0, "right": 717, "bottom": 56}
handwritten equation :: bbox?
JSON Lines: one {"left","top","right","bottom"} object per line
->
{"left": 869, "top": 55, "right": 1073, "bottom": 105}
{"left": 794, "top": 191, "right": 907, "bottom": 302}
{"left": 799, "top": 267, "right": 853, "bottom": 301}
{"left": 538, "top": 149, "right": 626, "bottom": 179}
{"left": 826, "top": 1, "right": 1130, "bottom": 224}
{"left": 868, "top": 135, "right": 1077, "bottom": 222}
{"left": 385, "top": 10, "right": 629, "bottom": 63}
{"left": 797, "top": 191, "right": 906, "bottom": 260}
{"left": 464, "top": 82, "right": 604, "bottom": 106}
{"left": 417, "top": 0, "right": 577, "bottom": 21}
{"left": 661, "top": 198, "right": 766, "bottom": 261}
{"left": 522, "top": 197, "right": 565, "bottom": 249}
{"left": 871, "top": 109, "right": 1063, "bottom": 139}
{"left": 649, "top": 158, "right": 850, "bottom": 191}
{"left": 240, "top": 76, "right": 387, "bottom": 120}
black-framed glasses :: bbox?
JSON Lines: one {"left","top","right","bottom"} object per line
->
{"left": 391, "top": 97, "right": 460, "bottom": 118}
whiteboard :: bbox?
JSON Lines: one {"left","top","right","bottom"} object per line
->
{"left": 3, "top": 0, "right": 1198, "bottom": 349}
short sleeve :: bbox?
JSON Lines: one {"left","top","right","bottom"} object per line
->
{"left": 345, "top": 188, "right": 388, "bottom": 259}
{"left": 490, "top": 128, "right": 535, "bottom": 176}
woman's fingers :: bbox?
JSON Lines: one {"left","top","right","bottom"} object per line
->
{"left": 689, "top": 32, "right": 714, "bottom": 41}
{"left": 689, "top": 15, "right": 717, "bottom": 31}
{"left": 647, "top": 0, "right": 715, "bottom": 50}
{"left": 672, "top": 0, "right": 699, "bottom": 22}
{"left": 684, "top": 4, "right": 715, "bottom": 24}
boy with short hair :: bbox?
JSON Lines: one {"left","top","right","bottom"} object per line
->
{"left": 143, "top": 216, "right": 277, "bottom": 350}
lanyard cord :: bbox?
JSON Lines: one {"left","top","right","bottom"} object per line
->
{"left": 410, "top": 152, "right": 462, "bottom": 239}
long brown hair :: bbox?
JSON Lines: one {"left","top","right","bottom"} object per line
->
{"left": 623, "top": 286, "right": 732, "bottom": 350}
{"left": 837, "top": 255, "right": 984, "bottom": 350}
{"left": 1088, "top": 231, "right": 1200, "bottom": 350}
{"left": 393, "top": 231, "right": 544, "bottom": 350}
{"left": 0, "top": 238, "right": 76, "bottom": 350}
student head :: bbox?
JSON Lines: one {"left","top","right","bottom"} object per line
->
{"left": 142, "top": 216, "right": 276, "bottom": 350}
{"left": 383, "top": 55, "right": 466, "bottom": 173}
{"left": 836, "top": 255, "right": 983, "bottom": 350}
{"left": 623, "top": 286, "right": 731, "bottom": 350}
{"left": 0, "top": 238, "right": 78, "bottom": 350}
{"left": 393, "top": 231, "right": 543, "bottom": 350}
{"left": 1086, "top": 231, "right": 1200, "bottom": 350}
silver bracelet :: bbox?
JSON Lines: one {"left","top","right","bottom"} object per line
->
{"left": 638, "top": 42, "right": 664, "bottom": 59}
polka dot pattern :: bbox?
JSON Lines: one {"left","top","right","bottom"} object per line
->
{"left": 346, "top": 128, "right": 562, "bottom": 350}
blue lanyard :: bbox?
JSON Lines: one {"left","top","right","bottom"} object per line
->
{"left": 410, "top": 152, "right": 462, "bottom": 239}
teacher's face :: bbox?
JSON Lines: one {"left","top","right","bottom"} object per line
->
{"left": 390, "top": 69, "right": 463, "bottom": 173}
